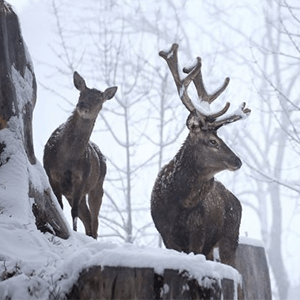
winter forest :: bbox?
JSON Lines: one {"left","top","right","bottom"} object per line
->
{"left": 2, "top": 0, "right": 300, "bottom": 299}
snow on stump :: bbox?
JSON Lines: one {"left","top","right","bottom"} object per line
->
{"left": 65, "top": 239, "right": 272, "bottom": 300}
{"left": 0, "top": 1, "right": 69, "bottom": 239}
{"left": 65, "top": 244, "right": 242, "bottom": 300}
{"left": 67, "top": 266, "right": 238, "bottom": 300}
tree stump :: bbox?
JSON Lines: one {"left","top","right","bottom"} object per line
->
{"left": 66, "top": 240, "right": 271, "bottom": 300}
{"left": 0, "top": 0, "right": 69, "bottom": 239}
{"left": 67, "top": 266, "right": 239, "bottom": 300}
{"left": 235, "top": 239, "right": 272, "bottom": 300}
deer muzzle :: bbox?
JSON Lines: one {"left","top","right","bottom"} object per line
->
{"left": 227, "top": 156, "right": 242, "bottom": 171}
{"left": 77, "top": 101, "right": 89, "bottom": 113}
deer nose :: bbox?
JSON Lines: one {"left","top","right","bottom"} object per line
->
{"left": 77, "top": 102, "right": 88, "bottom": 109}
{"left": 234, "top": 157, "right": 242, "bottom": 169}
{"left": 77, "top": 102, "right": 89, "bottom": 112}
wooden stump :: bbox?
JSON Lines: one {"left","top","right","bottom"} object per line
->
{"left": 66, "top": 241, "right": 271, "bottom": 300}
{"left": 67, "top": 266, "right": 155, "bottom": 300}
{"left": 235, "top": 240, "right": 272, "bottom": 300}
{"left": 67, "top": 266, "right": 239, "bottom": 300}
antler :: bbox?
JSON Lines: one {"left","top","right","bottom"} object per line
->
{"left": 211, "top": 102, "right": 251, "bottom": 130}
{"left": 182, "top": 65, "right": 230, "bottom": 105}
{"left": 160, "top": 43, "right": 251, "bottom": 130}
{"left": 159, "top": 43, "right": 201, "bottom": 112}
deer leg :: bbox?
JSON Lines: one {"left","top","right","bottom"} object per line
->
{"left": 71, "top": 205, "right": 78, "bottom": 232}
{"left": 219, "top": 194, "right": 241, "bottom": 268}
{"left": 88, "top": 187, "right": 103, "bottom": 239}
{"left": 48, "top": 178, "right": 63, "bottom": 209}
{"left": 189, "top": 230, "right": 206, "bottom": 255}
{"left": 218, "top": 236, "right": 238, "bottom": 268}
{"left": 71, "top": 194, "right": 83, "bottom": 232}
{"left": 53, "top": 188, "right": 63, "bottom": 209}
{"left": 78, "top": 197, "right": 93, "bottom": 237}
{"left": 187, "top": 209, "right": 206, "bottom": 254}
{"left": 218, "top": 219, "right": 239, "bottom": 268}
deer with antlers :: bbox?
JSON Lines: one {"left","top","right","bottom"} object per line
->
{"left": 44, "top": 72, "right": 117, "bottom": 239}
{"left": 151, "top": 44, "right": 251, "bottom": 267}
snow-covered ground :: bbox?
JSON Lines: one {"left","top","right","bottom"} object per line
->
{"left": 0, "top": 108, "right": 242, "bottom": 299}
{"left": 0, "top": 128, "right": 242, "bottom": 298}
{"left": 0, "top": 221, "right": 242, "bottom": 299}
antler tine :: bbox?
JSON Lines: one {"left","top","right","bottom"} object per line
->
{"left": 209, "top": 77, "right": 230, "bottom": 103}
{"left": 183, "top": 65, "right": 230, "bottom": 104}
{"left": 183, "top": 58, "right": 234, "bottom": 128}
{"left": 159, "top": 43, "right": 201, "bottom": 112}
{"left": 207, "top": 102, "right": 230, "bottom": 121}
{"left": 209, "top": 102, "right": 251, "bottom": 130}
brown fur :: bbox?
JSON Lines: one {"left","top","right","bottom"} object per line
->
{"left": 151, "top": 44, "right": 250, "bottom": 267}
{"left": 43, "top": 72, "right": 117, "bottom": 238}
{"left": 151, "top": 111, "right": 242, "bottom": 267}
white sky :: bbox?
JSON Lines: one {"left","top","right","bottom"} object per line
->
{"left": 3, "top": 1, "right": 300, "bottom": 297}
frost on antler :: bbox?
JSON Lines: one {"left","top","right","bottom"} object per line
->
{"left": 214, "top": 102, "right": 251, "bottom": 129}
{"left": 160, "top": 43, "right": 251, "bottom": 131}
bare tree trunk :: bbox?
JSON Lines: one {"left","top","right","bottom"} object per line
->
{"left": 0, "top": 1, "right": 69, "bottom": 239}
{"left": 124, "top": 104, "right": 133, "bottom": 243}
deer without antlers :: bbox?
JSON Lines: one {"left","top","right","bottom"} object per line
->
{"left": 151, "top": 44, "right": 250, "bottom": 267}
{"left": 43, "top": 72, "right": 117, "bottom": 239}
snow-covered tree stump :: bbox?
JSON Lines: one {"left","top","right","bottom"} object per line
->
{"left": 66, "top": 239, "right": 272, "bottom": 300}
{"left": 67, "top": 266, "right": 239, "bottom": 300}
{"left": 0, "top": 1, "right": 69, "bottom": 239}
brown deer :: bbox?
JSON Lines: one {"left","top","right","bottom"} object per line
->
{"left": 151, "top": 44, "right": 251, "bottom": 267}
{"left": 43, "top": 72, "right": 117, "bottom": 239}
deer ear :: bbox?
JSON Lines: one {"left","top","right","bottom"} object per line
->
{"left": 73, "top": 71, "right": 87, "bottom": 92}
{"left": 103, "top": 86, "right": 118, "bottom": 100}
{"left": 186, "top": 111, "right": 201, "bottom": 131}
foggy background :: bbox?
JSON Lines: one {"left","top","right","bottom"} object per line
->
{"left": 10, "top": 1, "right": 300, "bottom": 299}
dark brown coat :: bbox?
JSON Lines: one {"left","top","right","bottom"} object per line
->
{"left": 44, "top": 72, "right": 117, "bottom": 238}
{"left": 151, "top": 44, "right": 250, "bottom": 267}
{"left": 151, "top": 117, "right": 242, "bottom": 266}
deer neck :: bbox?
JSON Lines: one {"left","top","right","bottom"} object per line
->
{"left": 172, "top": 137, "right": 215, "bottom": 208}
{"left": 62, "top": 111, "right": 96, "bottom": 153}
{"left": 176, "top": 135, "right": 215, "bottom": 183}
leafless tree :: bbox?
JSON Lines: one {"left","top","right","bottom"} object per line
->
{"left": 201, "top": 1, "right": 300, "bottom": 299}
{"left": 46, "top": 0, "right": 195, "bottom": 245}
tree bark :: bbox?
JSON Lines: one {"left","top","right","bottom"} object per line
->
{"left": 0, "top": 1, "right": 69, "bottom": 239}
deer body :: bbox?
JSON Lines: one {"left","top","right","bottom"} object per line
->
{"left": 151, "top": 126, "right": 242, "bottom": 266}
{"left": 44, "top": 72, "right": 117, "bottom": 239}
{"left": 151, "top": 44, "right": 250, "bottom": 267}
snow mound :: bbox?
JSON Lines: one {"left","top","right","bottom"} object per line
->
{"left": 0, "top": 218, "right": 241, "bottom": 300}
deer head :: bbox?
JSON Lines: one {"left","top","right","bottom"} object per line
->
{"left": 73, "top": 71, "right": 117, "bottom": 120}
{"left": 159, "top": 43, "right": 251, "bottom": 177}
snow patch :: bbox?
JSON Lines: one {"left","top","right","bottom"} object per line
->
{"left": 163, "top": 283, "right": 169, "bottom": 295}
{"left": 191, "top": 98, "right": 211, "bottom": 114}
{"left": 11, "top": 64, "right": 34, "bottom": 114}
{"left": 167, "top": 50, "right": 173, "bottom": 59}
{"left": 0, "top": 125, "right": 31, "bottom": 221}
{"left": 216, "top": 102, "right": 250, "bottom": 123}
{"left": 0, "top": 212, "right": 243, "bottom": 300}
{"left": 239, "top": 236, "right": 265, "bottom": 248}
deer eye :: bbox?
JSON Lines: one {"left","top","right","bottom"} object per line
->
{"left": 209, "top": 139, "right": 218, "bottom": 146}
